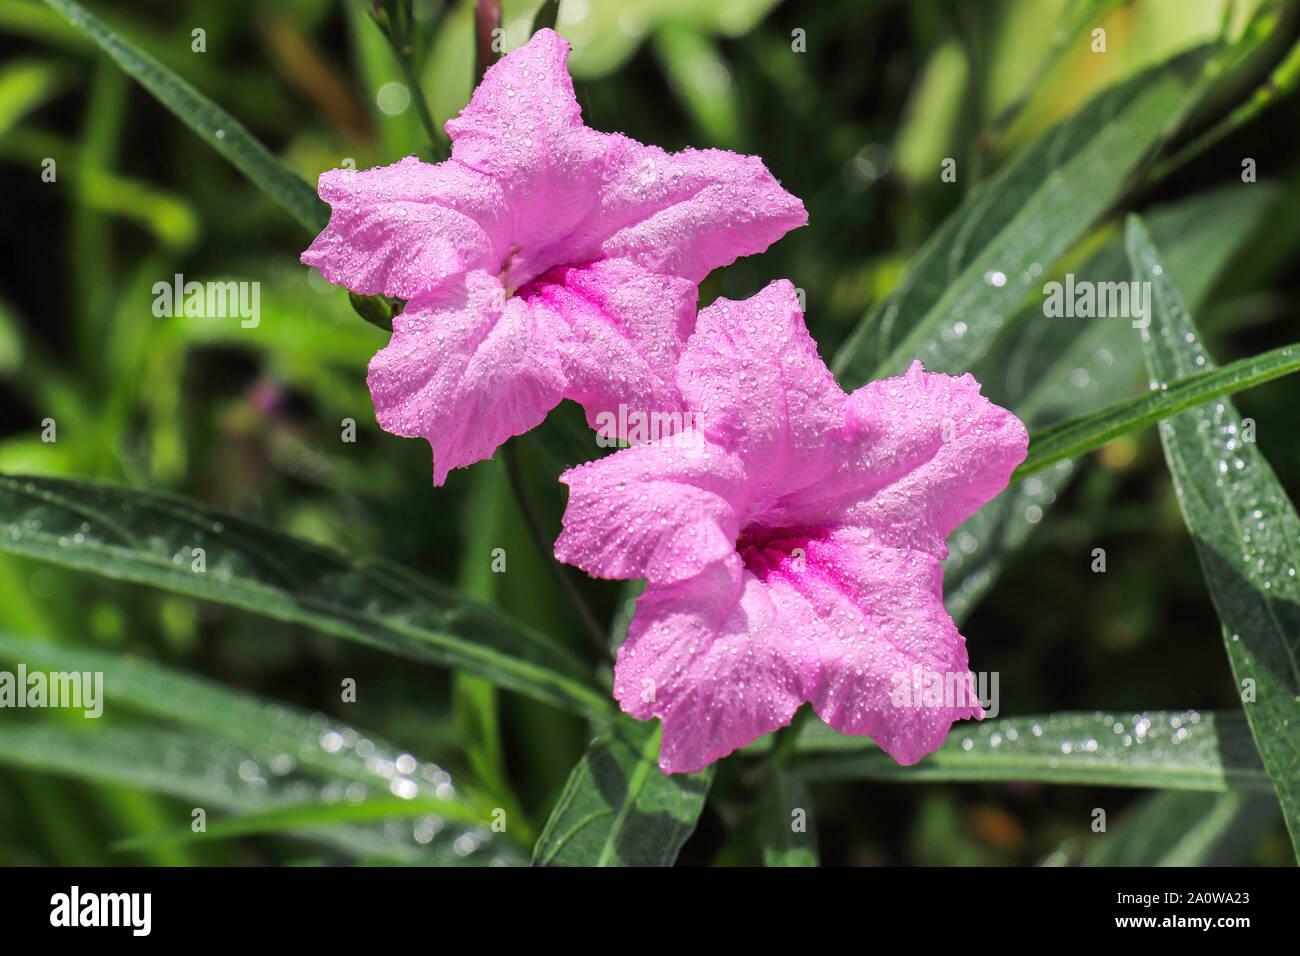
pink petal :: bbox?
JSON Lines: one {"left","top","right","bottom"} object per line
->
{"left": 762, "top": 362, "right": 1029, "bottom": 558}
{"left": 367, "top": 271, "right": 566, "bottom": 485}
{"left": 445, "top": 30, "right": 805, "bottom": 288}
{"left": 445, "top": 29, "right": 608, "bottom": 284}
{"left": 523, "top": 258, "right": 697, "bottom": 433}
{"left": 752, "top": 532, "right": 982, "bottom": 764}
{"left": 839, "top": 363, "right": 1028, "bottom": 556}
{"left": 555, "top": 441, "right": 747, "bottom": 586}
{"left": 584, "top": 141, "right": 808, "bottom": 283}
{"left": 302, "top": 156, "right": 509, "bottom": 299}
{"left": 678, "top": 280, "right": 845, "bottom": 501}
{"left": 614, "top": 562, "right": 819, "bottom": 773}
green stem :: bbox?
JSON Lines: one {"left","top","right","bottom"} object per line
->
{"left": 768, "top": 705, "right": 814, "bottom": 769}
{"left": 394, "top": 46, "right": 448, "bottom": 161}
{"left": 369, "top": 1, "right": 449, "bottom": 161}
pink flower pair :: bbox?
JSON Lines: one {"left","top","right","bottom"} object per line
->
{"left": 304, "top": 29, "right": 1028, "bottom": 772}
{"left": 303, "top": 28, "right": 805, "bottom": 484}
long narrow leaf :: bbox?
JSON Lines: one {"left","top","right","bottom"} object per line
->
{"left": 1077, "top": 790, "right": 1280, "bottom": 866}
{"left": 1012, "top": 342, "right": 1300, "bottom": 481}
{"left": 0, "top": 724, "right": 506, "bottom": 864}
{"left": 944, "top": 185, "right": 1277, "bottom": 622}
{"left": 113, "top": 795, "right": 481, "bottom": 852}
{"left": 1129, "top": 215, "right": 1300, "bottom": 859}
{"left": 793, "top": 711, "right": 1271, "bottom": 792}
{"left": 0, "top": 474, "right": 610, "bottom": 719}
{"left": 41, "top": 0, "right": 326, "bottom": 232}
{"left": 0, "top": 630, "right": 493, "bottom": 812}
{"left": 832, "top": 48, "right": 1209, "bottom": 387}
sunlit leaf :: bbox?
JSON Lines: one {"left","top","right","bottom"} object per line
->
{"left": 832, "top": 49, "right": 1209, "bottom": 387}
{"left": 944, "top": 185, "right": 1277, "bottom": 622}
{"left": 792, "top": 711, "right": 1271, "bottom": 792}
{"left": 0, "top": 724, "right": 509, "bottom": 864}
{"left": 532, "top": 715, "right": 712, "bottom": 866}
{"left": 0, "top": 474, "right": 610, "bottom": 719}
{"left": 1013, "top": 342, "right": 1300, "bottom": 481}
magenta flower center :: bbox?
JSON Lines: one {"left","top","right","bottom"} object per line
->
{"left": 735, "top": 524, "right": 823, "bottom": 578}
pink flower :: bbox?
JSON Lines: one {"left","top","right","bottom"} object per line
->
{"left": 302, "top": 29, "right": 806, "bottom": 484}
{"left": 554, "top": 281, "right": 1028, "bottom": 773}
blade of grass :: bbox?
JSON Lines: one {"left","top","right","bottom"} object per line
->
{"left": 1129, "top": 214, "right": 1300, "bottom": 860}
{"left": 1012, "top": 342, "right": 1300, "bottom": 482}
{"left": 788, "top": 711, "right": 1271, "bottom": 792}
{"left": 0, "top": 474, "right": 611, "bottom": 719}
{"left": 40, "top": 0, "right": 327, "bottom": 232}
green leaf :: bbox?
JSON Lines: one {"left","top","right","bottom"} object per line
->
{"left": 607, "top": 578, "right": 646, "bottom": 653}
{"left": 347, "top": 291, "right": 397, "bottom": 333}
{"left": 527, "top": 399, "right": 606, "bottom": 471}
{"left": 559, "top": 0, "right": 781, "bottom": 79}
{"left": 831, "top": 48, "right": 1209, "bottom": 388}
{"left": 113, "top": 795, "right": 481, "bottom": 852}
{"left": 0, "top": 630, "right": 488, "bottom": 811}
{"left": 0, "top": 630, "right": 518, "bottom": 861}
{"left": 1012, "top": 342, "right": 1300, "bottom": 482}
{"left": 0, "top": 297, "right": 24, "bottom": 379}
{"left": 1076, "top": 790, "right": 1281, "bottom": 866}
{"left": 944, "top": 184, "right": 1278, "bottom": 623}
{"left": 0, "top": 57, "right": 64, "bottom": 136}
{"left": 0, "top": 724, "right": 507, "bottom": 863}
{"left": 794, "top": 711, "right": 1272, "bottom": 792}
{"left": 652, "top": 27, "right": 741, "bottom": 147}
{"left": 0, "top": 128, "right": 200, "bottom": 249}
{"left": 759, "top": 770, "right": 818, "bottom": 867}
{"left": 531, "top": 715, "right": 712, "bottom": 866}
{"left": 0, "top": 474, "right": 610, "bottom": 719}
{"left": 40, "top": 0, "right": 327, "bottom": 233}
{"left": 1128, "top": 215, "right": 1300, "bottom": 860}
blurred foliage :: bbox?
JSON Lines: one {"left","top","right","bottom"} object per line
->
{"left": 0, "top": 0, "right": 1298, "bottom": 865}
